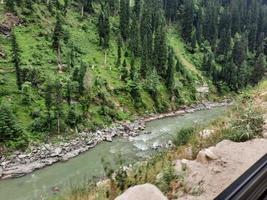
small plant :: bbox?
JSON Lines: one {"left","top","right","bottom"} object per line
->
{"left": 173, "top": 127, "right": 196, "bottom": 147}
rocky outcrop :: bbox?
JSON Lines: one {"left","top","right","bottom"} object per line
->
{"left": 115, "top": 184, "right": 167, "bottom": 200}
{"left": 196, "top": 147, "right": 219, "bottom": 164}
{"left": 0, "top": 13, "right": 22, "bottom": 36}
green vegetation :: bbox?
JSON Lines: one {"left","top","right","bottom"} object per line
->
{"left": 0, "top": 0, "right": 266, "bottom": 151}
{"left": 173, "top": 127, "right": 195, "bottom": 147}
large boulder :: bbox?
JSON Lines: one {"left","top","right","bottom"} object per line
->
{"left": 115, "top": 183, "right": 167, "bottom": 200}
{"left": 196, "top": 148, "right": 218, "bottom": 164}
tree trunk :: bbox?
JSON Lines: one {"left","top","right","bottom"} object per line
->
{"left": 57, "top": 45, "right": 62, "bottom": 71}
{"left": 105, "top": 50, "right": 107, "bottom": 67}
{"left": 57, "top": 117, "right": 60, "bottom": 135}
{"left": 81, "top": 6, "right": 84, "bottom": 17}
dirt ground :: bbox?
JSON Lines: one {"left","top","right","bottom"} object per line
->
{"left": 177, "top": 138, "right": 267, "bottom": 200}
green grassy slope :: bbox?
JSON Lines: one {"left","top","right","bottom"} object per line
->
{"left": 0, "top": 3, "right": 211, "bottom": 145}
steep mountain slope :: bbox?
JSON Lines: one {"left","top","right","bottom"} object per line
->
{"left": 0, "top": 1, "right": 208, "bottom": 150}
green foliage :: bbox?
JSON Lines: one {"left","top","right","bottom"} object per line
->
{"left": 0, "top": 104, "right": 27, "bottom": 149}
{"left": 52, "top": 15, "right": 63, "bottom": 51}
{"left": 173, "top": 127, "right": 195, "bottom": 147}
{"left": 119, "top": 0, "right": 130, "bottom": 41}
{"left": 225, "top": 104, "right": 264, "bottom": 142}
{"left": 11, "top": 31, "right": 22, "bottom": 90}
{"left": 98, "top": 3, "right": 110, "bottom": 49}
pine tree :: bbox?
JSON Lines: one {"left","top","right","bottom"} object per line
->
{"left": 54, "top": 79, "right": 64, "bottom": 134}
{"left": 164, "top": 0, "right": 178, "bottom": 23}
{"left": 52, "top": 15, "right": 63, "bottom": 52}
{"left": 108, "top": 0, "right": 119, "bottom": 15}
{"left": 166, "top": 48, "right": 175, "bottom": 91}
{"left": 129, "top": 14, "right": 140, "bottom": 57}
{"left": 134, "top": 0, "right": 141, "bottom": 19}
{"left": 181, "top": 0, "right": 194, "bottom": 44}
{"left": 119, "top": 0, "right": 130, "bottom": 41}
{"left": 0, "top": 105, "right": 24, "bottom": 143}
{"left": 25, "top": 0, "right": 33, "bottom": 12}
{"left": 218, "top": 27, "right": 232, "bottom": 58}
{"left": 65, "top": 106, "right": 79, "bottom": 129}
{"left": 98, "top": 3, "right": 110, "bottom": 49}
{"left": 84, "top": 0, "right": 94, "bottom": 14}
{"left": 67, "top": 43, "right": 76, "bottom": 69}
{"left": 80, "top": 0, "right": 94, "bottom": 16}
{"left": 121, "top": 59, "right": 128, "bottom": 82}
{"left": 6, "top": 0, "right": 15, "bottom": 12}
{"left": 153, "top": 12, "right": 167, "bottom": 77}
{"left": 232, "top": 34, "right": 247, "bottom": 66}
{"left": 116, "top": 36, "right": 122, "bottom": 67}
{"left": 78, "top": 63, "right": 87, "bottom": 95}
{"left": 140, "top": 2, "right": 153, "bottom": 78}
{"left": 129, "top": 57, "right": 138, "bottom": 81}
{"left": 11, "top": 32, "right": 22, "bottom": 91}
{"left": 251, "top": 53, "right": 266, "bottom": 84}
{"left": 66, "top": 80, "right": 72, "bottom": 106}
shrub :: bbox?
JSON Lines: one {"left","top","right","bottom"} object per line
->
{"left": 173, "top": 127, "right": 195, "bottom": 147}
{"left": 224, "top": 104, "right": 263, "bottom": 142}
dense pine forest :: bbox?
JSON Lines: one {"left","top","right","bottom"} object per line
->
{"left": 0, "top": 0, "right": 266, "bottom": 150}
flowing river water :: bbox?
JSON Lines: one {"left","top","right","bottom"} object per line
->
{"left": 0, "top": 106, "right": 227, "bottom": 200}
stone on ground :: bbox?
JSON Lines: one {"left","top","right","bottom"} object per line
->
{"left": 115, "top": 183, "right": 167, "bottom": 200}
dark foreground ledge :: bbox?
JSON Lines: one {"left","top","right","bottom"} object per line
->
{"left": 215, "top": 153, "right": 267, "bottom": 200}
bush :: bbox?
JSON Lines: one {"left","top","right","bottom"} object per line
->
{"left": 224, "top": 104, "right": 263, "bottom": 142}
{"left": 173, "top": 127, "right": 195, "bottom": 147}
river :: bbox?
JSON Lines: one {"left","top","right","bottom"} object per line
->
{"left": 0, "top": 106, "right": 226, "bottom": 200}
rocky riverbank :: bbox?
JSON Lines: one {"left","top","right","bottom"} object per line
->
{"left": 0, "top": 101, "right": 231, "bottom": 180}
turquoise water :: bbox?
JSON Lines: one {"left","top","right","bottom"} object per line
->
{"left": 0, "top": 107, "right": 226, "bottom": 200}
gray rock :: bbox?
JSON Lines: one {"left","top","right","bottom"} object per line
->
{"left": 115, "top": 184, "right": 167, "bottom": 200}
{"left": 105, "top": 135, "right": 113, "bottom": 142}
{"left": 0, "top": 167, "right": 3, "bottom": 177}
{"left": 18, "top": 154, "right": 27, "bottom": 159}
{"left": 54, "top": 147, "right": 62, "bottom": 156}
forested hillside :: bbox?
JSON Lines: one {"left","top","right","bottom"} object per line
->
{"left": 0, "top": 0, "right": 266, "bottom": 150}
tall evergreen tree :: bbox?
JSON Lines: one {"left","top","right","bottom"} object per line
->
{"left": 54, "top": 79, "right": 64, "bottom": 134}
{"left": 0, "top": 105, "right": 24, "bottom": 143}
{"left": 119, "top": 0, "right": 130, "bottom": 41}
{"left": 98, "top": 3, "right": 110, "bottom": 49}
{"left": 116, "top": 36, "right": 122, "bottom": 66}
{"left": 129, "top": 14, "right": 140, "bottom": 57}
{"left": 181, "top": 0, "right": 194, "bottom": 44}
{"left": 11, "top": 32, "right": 22, "bottom": 91}
{"left": 134, "top": 0, "right": 141, "bottom": 19}
{"left": 140, "top": 1, "right": 153, "bottom": 78}
{"left": 251, "top": 53, "right": 266, "bottom": 84}
{"left": 153, "top": 12, "right": 167, "bottom": 77}
{"left": 6, "top": 0, "right": 15, "bottom": 12}
{"left": 166, "top": 48, "right": 175, "bottom": 92}
{"left": 52, "top": 15, "right": 63, "bottom": 52}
